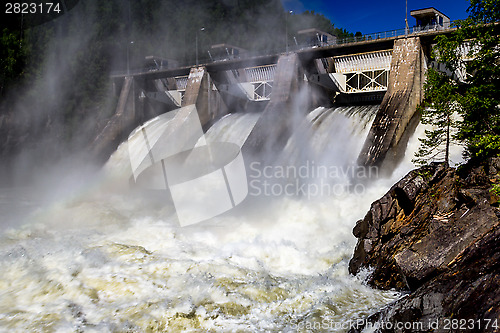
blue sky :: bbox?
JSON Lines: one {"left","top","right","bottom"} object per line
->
{"left": 281, "top": 0, "right": 471, "bottom": 34}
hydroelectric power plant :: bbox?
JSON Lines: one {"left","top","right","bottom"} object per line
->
{"left": 0, "top": 7, "right": 475, "bottom": 331}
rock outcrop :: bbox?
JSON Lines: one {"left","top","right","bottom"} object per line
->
{"left": 349, "top": 158, "right": 500, "bottom": 331}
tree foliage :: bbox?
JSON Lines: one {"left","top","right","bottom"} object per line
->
{"left": 288, "top": 10, "right": 354, "bottom": 41}
{"left": 1, "top": 0, "right": 352, "bottom": 97}
{"left": 0, "top": 28, "right": 25, "bottom": 95}
{"left": 416, "top": 0, "right": 500, "bottom": 165}
{"left": 413, "top": 68, "right": 460, "bottom": 166}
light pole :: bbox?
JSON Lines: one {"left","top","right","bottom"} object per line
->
{"left": 405, "top": 0, "right": 409, "bottom": 36}
{"left": 196, "top": 27, "right": 205, "bottom": 66}
{"left": 286, "top": 10, "right": 293, "bottom": 53}
{"left": 127, "top": 0, "right": 132, "bottom": 74}
{"left": 127, "top": 41, "right": 134, "bottom": 75}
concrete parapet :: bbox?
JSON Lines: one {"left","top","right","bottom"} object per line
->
{"left": 358, "top": 37, "right": 426, "bottom": 167}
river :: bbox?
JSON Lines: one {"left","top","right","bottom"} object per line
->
{"left": 0, "top": 106, "right": 430, "bottom": 332}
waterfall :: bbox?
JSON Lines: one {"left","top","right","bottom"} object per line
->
{"left": 201, "top": 112, "right": 261, "bottom": 146}
{"left": 280, "top": 105, "right": 379, "bottom": 169}
{"left": 0, "top": 101, "right": 426, "bottom": 332}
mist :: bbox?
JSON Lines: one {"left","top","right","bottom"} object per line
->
{"left": 0, "top": 0, "right": 296, "bottom": 187}
{"left": 0, "top": 0, "right": 354, "bottom": 235}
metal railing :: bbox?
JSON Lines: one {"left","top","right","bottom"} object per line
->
{"left": 333, "top": 50, "right": 392, "bottom": 73}
{"left": 336, "top": 23, "right": 451, "bottom": 45}
{"left": 175, "top": 76, "right": 188, "bottom": 90}
{"left": 112, "top": 24, "right": 454, "bottom": 76}
{"left": 245, "top": 65, "right": 276, "bottom": 83}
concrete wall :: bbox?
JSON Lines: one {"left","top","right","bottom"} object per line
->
{"left": 358, "top": 37, "right": 426, "bottom": 167}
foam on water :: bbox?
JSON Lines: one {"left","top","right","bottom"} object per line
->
{"left": 0, "top": 192, "right": 400, "bottom": 331}
{"left": 0, "top": 105, "right": 436, "bottom": 332}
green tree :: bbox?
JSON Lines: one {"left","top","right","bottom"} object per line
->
{"left": 0, "top": 28, "right": 25, "bottom": 95}
{"left": 416, "top": 0, "right": 500, "bottom": 164}
{"left": 455, "top": 0, "right": 500, "bottom": 160}
{"left": 413, "top": 68, "right": 460, "bottom": 166}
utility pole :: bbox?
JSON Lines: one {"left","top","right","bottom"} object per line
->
{"left": 127, "top": 0, "right": 132, "bottom": 75}
{"left": 196, "top": 27, "right": 205, "bottom": 66}
{"left": 127, "top": 41, "right": 134, "bottom": 75}
{"left": 405, "top": 0, "right": 409, "bottom": 36}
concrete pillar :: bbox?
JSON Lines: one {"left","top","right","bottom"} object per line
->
{"left": 243, "top": 53, "right": 304, "bottom": 154}
{"left": 358, "top": 37, "right": 426, "bottom": 168}
{"left": 89, "top": 76, "right": 136, "bottom": 162}
{"left": 182, "top": 67, "right": 228, "bottom": 128}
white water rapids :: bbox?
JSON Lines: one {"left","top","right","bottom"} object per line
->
{"left": 0, "top": 106, "right": 432, "bottom": 332}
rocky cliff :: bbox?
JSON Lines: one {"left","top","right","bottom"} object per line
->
{"left": 349, "top": 158, "right": 500, "bottom": 332}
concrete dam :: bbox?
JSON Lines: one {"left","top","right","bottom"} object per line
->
{"left": 92, "top": 8, "right": 454, "bottom": 181}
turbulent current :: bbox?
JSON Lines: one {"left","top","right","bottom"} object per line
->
{"left": 0, "top": 106, "right": 427, "bottom": 332}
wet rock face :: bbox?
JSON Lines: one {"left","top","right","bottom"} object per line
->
{"left": 349, "top": 158, "right": 500, "bottom": 331}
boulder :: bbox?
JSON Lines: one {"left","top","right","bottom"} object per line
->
{"left": 349, "top": 159, "right": 500, "bottom": 331}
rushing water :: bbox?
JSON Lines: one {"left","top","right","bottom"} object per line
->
{"left": 0, "top": 106, "right": 427, "bottom": 332}
{"left": 203, "top": 112, "right": 262, "bottom": 147}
